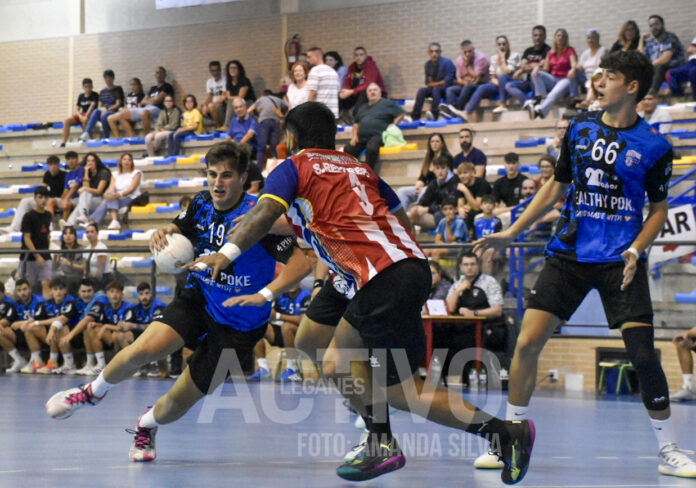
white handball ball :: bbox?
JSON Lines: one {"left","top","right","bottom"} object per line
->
{"left": 153, "top": 233, "right": 194, "bottom": 274}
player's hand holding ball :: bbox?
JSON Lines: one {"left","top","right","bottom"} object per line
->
{"left": 153, "top": 233, "right": 195, "bottom": 275}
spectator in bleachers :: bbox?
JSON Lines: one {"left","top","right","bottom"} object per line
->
{"left": 545, "top": 118, "right": 570, "bottom": 160}
{"left": 339, "top": 47, "right": 387, "bottom": 120}
{"left": 54, "top": 225, "right": 86, "bottom": 293}
{"left": 492, "top": 152, "right": 528, "bottom": 208}
{"left": 641, "top": 15, "right": 685, "bottom": 94}
{"left": 638, "top": 91, "right": 672, "bottom": 134}
{"left": 429, "top": 260, "right": 453, "bottom": 300}
{"left": 430, "top": 197, "right": 468, "bottom": 260}
{"left": 224, "top": 97, "right": 259, "bottom": 153}
{"left": 396, "top": 132, "right": 451, "bottom": 211}
{"left": 67, "top": 153, "right": 111, "bottom": 226}
{"left": 249, "top": 90, "right": 288, "bottom": 171}
{"left": 144, "top": 95, "right": 181, "bottom": 157}
{"left": 112, "top": 66, "right": 174, "bottom": 137}
{"left": 453, "top": 127, "right": 487, "bottom": 177}
{"left": 90, "top": 152, "right": 143, "bottom": 230}
{"left": 168, "top": 94, "right": 204, "bottom": 156}
{"left": 481, "top": 36, "right": 522, "bottom": 115}
{"left": 575, "top": 29, "right": 607, "bottom": 97}
{"left": 455, "top": 162, "right": 491, "bottom": 230}
{"left": 527, "top": 28, "right": 578, "bottom": 119}
{"left": 306, "top": 47, "right": 340, "bottom": 118}
{"left": 106, "top": 77, "right": 145, "bottom": 139}
{"left": 83, "top": 221, "right": 111, "bottom": 290}
{"left": 59, "top": 78, "right": 98, "bottom": 147}
{"left": 439, "top": 40, "right": 491, "bottom": 121}
{"left": 324, "top": 51, "right": 348, "bottom": 90}
{"left": 408, "top": 155, "right": 460, "bottom": 231}
{"left": 79, "top": 70, "right": 124, "bottom": 142}
{"left": 88, "top": 280, "right": 134, "bottom": 372}
{"left": 0, "top": 282, "right": 22, "bottom": 373}
{"left": 20, "top": 186, "right": 53, "bottom": 298}
{"left": 55, "top": 151, "right": 83, "bottom": 225}
{"left": 407, "top": 42, "right": 456, "bottom": 121}
{"left": 285, "top": 62, "right": 310, "bottom": 109}
{"left": 4, "top": 155, "right": 65, "bottom": 233}
{"left": 474, "top": 194, "right": 502, "bottom": 274}
{"left": 670, "top": 327, "right": 696, "bottom": 401}
{"left": 343, "top": 83, "right": 405, "bottom": 169}
{"left": 10, "top": 278, "right": 48, "bottom": 372}
{"left": 610, "top": 20, "right": 641, "bottom": 52}
{"left": 667, "top": 34, "right": 696, "bottom": 101}
{"left": 201, "top": 61, "right": 227, "bottom": 129}
{"left": 222, "top": 60, "right": 256, "bottom": 129}
{"left": 505, "top": 25, "right": 551, "bottom": 105}
{"left": 535, "top": 154, "right": 556, "bottom": 189}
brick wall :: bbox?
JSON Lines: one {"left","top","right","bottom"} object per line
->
{"left": 0, "top": 0, "right": 694, "bottom": 123}
{"left": 537, "top": 337, "right": 683, "bottom": 393}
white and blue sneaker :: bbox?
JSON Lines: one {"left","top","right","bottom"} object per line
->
{"left": 248, "top": 367, "right": 271, "bottom": 382}
{"left": 276, "top": 368, "right": 302, "bottom": 382}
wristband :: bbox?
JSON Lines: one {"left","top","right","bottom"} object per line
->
{"left": 52, "top": 320, "right": 63, "bottom": 331}
{"left": 313, "top": 279, "right": 325, "bottom": 289}
{"left": 219, "top": 242, "right": 242, "bottom": 262}
{"left": 627, "top": 247, "right": 640, "bottom": 260}
{"left": 258, "top": 287, "right": 274, "bottom": 302}
{"left": 275, "top": 312, "right": 281, "bottom": 321}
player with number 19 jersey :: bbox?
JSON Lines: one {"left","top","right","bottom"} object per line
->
{"left": 261, "top": 149, "right": 425, "bottom": 296}
{"left": 548, "top": 111, "right": 672, "bottom": 263}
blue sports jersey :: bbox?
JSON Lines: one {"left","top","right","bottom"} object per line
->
{"left": 81, "top": 294, "right": 108, "bottom": 320}
{"left": 89, "top": 300, "right": 135, "bottom": 325}
{"left": 474, "top": 216, "right": 502, "bottom": 239}
{"left": 45, "top": 295, "right": 81, "bottom": 327}
{"left": 435, "top": 215, "right": 468, "bottom": 243}
{"left": 64, "top": 167, "right": 85, "bottom": 194}
{"left": 0, "top": 296, "right": 17, "bottom": 323}
{"left": 173, "top": 191, "right": 297, "bottom": 331}
{"left": 275, "top": 289, "right": 312, "bottom": 316}
{"left": 548, "top": 111, "right": 672, "bottom": 263}
{"left": 14, "top": 294, "right": 46, "bottom": 321}
{"left": 133, "top": 298, "right": 166, "bottom": 325}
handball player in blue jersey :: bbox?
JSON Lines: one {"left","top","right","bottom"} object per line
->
{"left": 476, "top": 50, "right": 696, "bottom": 478}
{"left": 46, "top": 141, "right": 311, "bottom": 462}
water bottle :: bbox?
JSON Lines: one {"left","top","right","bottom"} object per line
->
{"left": 468, "top": 369, "right": 479, "bottom": 391}
{"left": 500, "top": 368, "right": 509, "bottom": 391}
{"left": 479, "top": 369, "right": 488, "bottom": 390}
{"left": 430, "top": 356, "right": 442, "bottom": 384}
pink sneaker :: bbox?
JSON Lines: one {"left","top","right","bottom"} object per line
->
{"left": 45, "top": 383, "right": 105, "bottom": 420}
{"left": 128, "top": 408, "right": 158, "bottom": 462}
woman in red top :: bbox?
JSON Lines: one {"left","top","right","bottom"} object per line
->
{"left": 527, "top": 28, "right": 578, "bottom": 118}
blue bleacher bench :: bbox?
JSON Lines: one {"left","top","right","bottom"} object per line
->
{"left": 18, "top": 185, "right": 40, "bottom": 194}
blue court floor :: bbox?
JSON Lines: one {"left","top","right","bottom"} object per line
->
{"left": 2, "top": 374, "right": 696, "bottom": 488}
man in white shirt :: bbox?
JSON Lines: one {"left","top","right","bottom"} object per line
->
{"left": 202, "top": 61, "right": 227, "bottom": 129}
{"left": 306, "top": 47, "right": 339, "bottom": 118}
{"left": 638, "top": 91, "right": 672, "bottom": 134}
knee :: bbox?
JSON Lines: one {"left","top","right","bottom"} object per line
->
{"left": 125, "top": 337, "right": 158, "bottom": 364}
{"left": 514, "top": 331, "right": 545, "bottom": 359}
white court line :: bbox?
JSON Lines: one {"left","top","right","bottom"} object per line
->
{"left": 594, "top": 456, "right": 620, "bottom": 459}
{"left": 551, "top": 456, "right": 574, "bottom": 459}
{"left": 0, "top": 470, "right": 24, "bottom": 475}
{"left": 521, "top": 484, "right": 681, "bottom": 488}
{"left": 51, "top": 467, "right": 80, "bottom": 471}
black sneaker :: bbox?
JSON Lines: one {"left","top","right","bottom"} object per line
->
{"left": 336, "top": 434, "right": 406, "bottom": 481}
{"left": 500, "top": 419, "right": 535, "bottom": 485}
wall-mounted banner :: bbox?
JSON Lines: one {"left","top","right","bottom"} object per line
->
{"left": 649, "top": 204, "right": 696, "bottom": 264}
{"left": 156, "top": 0, "right": 245, "bottom": 9}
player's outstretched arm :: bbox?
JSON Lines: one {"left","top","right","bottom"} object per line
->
{"left": 620, "top": 199, "right": 668, "bottom": 291}
{"left": 188, "top": 198, "right": 287, "bottom": 279}
{"left": 474, "top": 177, "right": 569, "bottom": 253}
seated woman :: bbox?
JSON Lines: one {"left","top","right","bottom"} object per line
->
{"left": 90, "top": 153, "right": 143, "bottom": 230}
{"left": 221, "top": 60, "right": 256, "bottom": 129}
{"left": 167, "top": 94, "right": 204, "bottom": 156}
{"left": 67, "top": 153, "right": 111, "bottom": 226}
{"left": 83, "top": 221, "right": 111, "bottom": 291}
{"left": 107, "top": 78, "right": 145, "bottom": 139}
{"left": 144, "top": 95, "right": 181, "bottom": 157}
{"left": 53, "top": 225, "right": 86, "bottom": 294}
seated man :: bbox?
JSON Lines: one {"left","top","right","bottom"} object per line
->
{"left": 638, "top": 91, "right": 672, "bottom": 134}
{"left": 201, "top": 61, "right": 227, "bottom": 129}
{"left": 130, "top": 282, "right": 166, "bottom": 377}
{"left": 408, "top": 42, "right": 456, "bottom": 121}
{"left": 79, "top": 70, "right": 124, "bottom": 142}
{"left": 642, "top": 15, "right": 685, "bottom": 94}
{"left": 439, "top": 40, "right": 490, "bottom": 121}
{"left": 0, "top": 282, "right": 21, "bottom": 373}
{"left": 491, "top": 152, "right": 528, "bottom": 210}
{"left": 505, "top": 25, "right": 551, "bottom": 106}
{"left": 667, "top": 34, "right": 696, "bottom": 101}
{"left": 57, "top": 151, "right": 85, "bottom": 225}
{"left": 431, "top": 197, "right": 468, "bottom": 260}
{"left": 453, "top": 128, "right": 487, "bottom": 178}
{"left": 9, "top": 279, "right": 48, "bottom": 373}
{"left": 343, "top": 83, "right": 405, "bottom": 169}
{"left": 339, "top": 46, "right": 388, "bottom": 118}
{"left": 456, "top": 162, "right": 491, "bottom": 231}
{"left": 671, "top": 326, "right": 696, "bottom": 401}
{"left": 59, "top": 78, "right": 98, "bottom": 147}
{"left": 224, "top": 97, "right": 259, "bottom": 154}
{"left": 407, "top": 155, "right": 460, "bottom": 231}
{"left": 87, "top": 281, "right": 135, "bottom": 371}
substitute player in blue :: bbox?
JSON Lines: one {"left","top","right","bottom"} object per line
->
{"left": 46, "top": 141, "right": 311, "bottom": 463}
{"left": 10, "top": 279, "right": 48, "bottom": 373}
{"left": 476, "top": 50, "right": 696, "bottom": 478}
{"left": 0, "top": 282, "right": 22, "bottom": 373}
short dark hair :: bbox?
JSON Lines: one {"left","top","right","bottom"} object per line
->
{"left": 442, "top": 197, "right": 458, "bottom": 208}
{"left": 284, "top": 102, "right": 336, "bottom": 150}
{"left": 599, "top": 50, "right": 654, "bottom": 102}
{"left": 137, "top": 282, "right": 151, "bottom": 292}
{"left": 34, "top": 186, "right": 50, "bottom": 197}
{"left": 431, "top": 155, "right": 452, "bottom": 170}
{"left": 538, "top": 154, "right": 556, "bottom": 167}
{"left": 65, "top": 151, "right": 78, "bottom": 160}
{"left": 481, "top": 194, "right": 496, "bottom": 204}
{"left": 184, "top": 94, "right": 198, "bottom": 108}
{"left": 504, "top": 152, "right": 520, "bottom": 164}
{"left": 428, "top": 42, "right": 441, "bottom": 50}
{"left": 648, "top": 14, "right": 664, "bottom": 25}
{"left": 79, "top": 278, "right": 95, "bottom": 289}
{"left": 460, "top": 39, "right": 473, "bottom": 47}
{"left": 460, "top": 251, "right": 479, "bottom": 262}
{"left": 47, "top": 155, "right": 60, "bottom": 165}
{"left": 205, "top": 141, "right": 250, "bottom": 176}
{"left": 49, "top": 277, "right": 67, "bottom": 289}
{"left": 532, "top": 25, "right": 546, "bottom": 34}
{"left": 106, "top": 281, "right": 124, "bottom": 292}
{"left": 15, "top": 278, "right": 30, "bottom": 289}
{"left": 85, "top": 221, "right": 99, "bottom": 232}
{"left": 209, "top": 60, "right": 221, "bottom": 69}
{"left": 459, "top": 127, "right": 473, "bottom": 138}
{"left": 82, "top": 78, "right": 93, "bottom": 86}
{"left": 354, "top": 46, "right": 366, "bottom": 53}
{"left": 307, "top": 46, "right": 323, "bottom": 54}
{"left": 103, "top": 69, "right": 115, "bottom": 79}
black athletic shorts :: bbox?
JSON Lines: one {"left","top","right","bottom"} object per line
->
{"left": 527, "top": 256, "right": 653, "bottom": 329}
{"left": 305, "top": 281, "right": 351, "bottom": 327}
{"left": 161, "top": 286, "right": 266, "bottom": 394}
{"left": 269, "top": 323, "right": 284, "bottom": 348}
{"left": 342, "top": 258, "right": 431, "bottom": 386}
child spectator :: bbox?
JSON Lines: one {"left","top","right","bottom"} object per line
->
{"left": 168, "top": 94, "right": 204, "bottom": 156}
{"left": 20, "top": 186, "right": 53, "bottom": 297}
{"left": 474, "top": 195, "right": 502, "bottom": 274}
{"left": 202, "top": 61, "right": 227, "bottom": 129}
{"left": 59, "top": 78, "right": 98, "bottom": 147}
{"left": 144, "top": 95, "right": 181, "bottom": 157}
{"left": 107, "top": 77, "right": 145, "bottom": 138}
{"left": 431, "top": 197, "right": 468, "bottom": 260}
{"left": 80, "top": 70, "right": 124, "bottom": 141}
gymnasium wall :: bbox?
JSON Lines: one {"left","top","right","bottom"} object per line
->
{"left": 0, "top": 0, "right": 694, "bottom": 124}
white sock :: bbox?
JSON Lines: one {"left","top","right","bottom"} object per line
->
{"left": 86, "top": 353, "right": 96, "bottom": 366}
{"left": 63, "top": 352, "right": 74, "bottom": 367}
{"left": 50, "top": 352, "right": 59, "bottom": 363}
{"left": 95, "top": 351, "right": 106, "bottom": 368}
{"left": 138, "top": 408, "right": 159, "bottom": 429}
{"left": 651, "top": 417, "right": 676, "bottom": 451}
{"left": 8, "top": 349, "right": 23, "bottom": 362}
{"left": 30, "top": 351, "right": 41, "bottom": 363}
{"left": 506, "top": 402, "right": 528, "bottom": 421}
{"left": 90, "top": 371, "right": 116, "bottom": 398}
{"left": 286, "top": 359, "right": 298, "bottom": 370}
{"left": 683, "top": 373, "right": 694, "bottom": 390}
{"left": 257, "top": 358, "right": 269, "bottom": 370}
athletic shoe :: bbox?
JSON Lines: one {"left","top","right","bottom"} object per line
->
{"left": 500, "top": 419, "right": 535, "bottom": 485}
{"left": 21, "top": 359, "right": 43, "bottom": 374}
{"left": 438, "top": 103, "right": 456, "bottom": 119}
{"left": 671, "top": 387, "right": 696, "bottom": 402}
{"left": 336, "top": 434, "right": 405, "bottom": 481}
{"left": 659, "top": 444, "right": 696, "bottom": 478}
{"left": 45, "top": 383, "right": 105, "bottom": 419}
{"left": 474, "top": 449, "right": 505, "bottom": 469}
{"left": 424, "top": 110, "right": 434, "bottom": 121}
{"left": 402, "top": 115, "right": 413, "bottom": 124}
{"left": 5, "top": 358, "right": 28, "bottom": 373}
{"left": 79, "top": 132, "right": 89, "bottom": 142}
{"left": 127, "top": 409, "right": 158, "bottom": 462}
{"left": 354, "top": 415, "right": 366, "bottom": 431}
{"left": 74, "top": 364, "right": 97, "bottom": 376}
{"left": 344, "top": 430, "right": 369, "bottom": 462}
{"left": 524, "top": 101, "right": 537, "bottom": 120}
{"left": 76, "top": 213, "right": 89, "bottom": 225}
{"left": 248, "top": 367, "right": 271, "bottom": 381}
{"left": 276, "top": 368, "right": 302, "bottom": 382}
{"left": 107, "top": 220, "right": 121, "bottom": 231}
{"left": 492, "top": 106, "right": 508, "bottom": 114}
{"left": 37, "top": 359, "right": 59, "bottom": 374}
{"left": 54, "top": 364, "right": 77, "bottom": 375}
